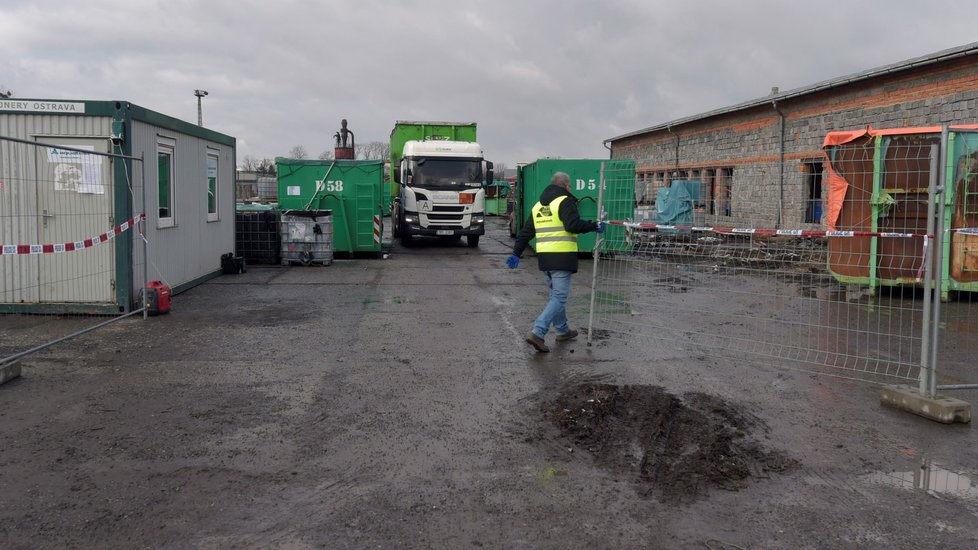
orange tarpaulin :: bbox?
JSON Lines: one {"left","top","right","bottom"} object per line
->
{"left": 824, "top": 163, "right": 849, "bottom": 232}
{"left": 823, "top": 124, "right": 978, "bottom": 148}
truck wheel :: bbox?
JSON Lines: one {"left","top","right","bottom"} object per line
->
{"left": 509, "top": 215, "right": 516, "bottom": 237}
{"left": 400, "top": 233, "right": 413, "bottom": 247}
{"left": 467, "top": 235, "right": 480, "bottom": 247}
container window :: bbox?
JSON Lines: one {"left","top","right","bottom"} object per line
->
{"left": 157, "top": 139, "right": 175, "bottom": 228}
{"left": 207, "top": 150, "right": 219, "bottom": 222}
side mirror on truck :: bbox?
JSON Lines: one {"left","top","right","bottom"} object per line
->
{"left": 400, "top": 160, "right": 411, "bottom": 186}
{"left": 485, "top": 161, "right": 494, "bottom": 186}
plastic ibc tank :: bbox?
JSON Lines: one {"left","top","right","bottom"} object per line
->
{"left": 235, "top": 206, "right": 281, "bottom": 265}
{"left": 280, "top": 210, "right": 333, "bottom": 266}
{"left": 258, "top": 176, "right": 278, "bottom": 201}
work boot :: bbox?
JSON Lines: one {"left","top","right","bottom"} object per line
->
{"left": 525, "top": 332, "right": 550, "bottom": 352}
{"left": 556, "top": 329, "right": 579, "bottom": 342}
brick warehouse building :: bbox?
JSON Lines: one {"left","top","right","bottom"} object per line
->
{"left": 605, "top": 42, "right": 978, "bottom": 229}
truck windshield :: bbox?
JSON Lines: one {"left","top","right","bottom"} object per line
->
{"left": 412, "top": 158, "right": 483, "bottom": 189}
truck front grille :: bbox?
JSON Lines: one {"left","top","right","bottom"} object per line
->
{"left": 426, "top": 213, "right": 463, "bottom": 221}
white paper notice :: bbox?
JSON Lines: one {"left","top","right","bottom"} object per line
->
{"left": 49, "top": 145, "right": 103, "bottom": 194}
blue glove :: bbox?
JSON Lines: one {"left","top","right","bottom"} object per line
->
{"left": 595, "top": 221, "right": 606, "bottom": 234}
{"left": 506, "top": 254, "right": 520, "bottom": 269}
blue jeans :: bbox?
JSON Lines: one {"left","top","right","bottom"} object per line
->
{"left": 533, "top": 270, "right": 572, "bottom": 338}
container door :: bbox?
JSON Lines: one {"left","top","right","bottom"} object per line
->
{"left": 877, "top": 136, "right": 936, "bottom": 282}
{"left": 949, "top": 132, "right": 978, "bottom": 284}
{"left": 827, "top": 138, "right": 874, "bottom": 280}
{"left": 0, "top": 138, "right": 40, "bottom": 304}
{"left": 34, "top": 137, "right": 115, "bottom": 303}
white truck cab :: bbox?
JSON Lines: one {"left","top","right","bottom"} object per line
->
{"left": 393, "top": 139, "right": 492, "bottom": 247}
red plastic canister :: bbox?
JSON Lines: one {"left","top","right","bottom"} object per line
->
{"left": 145, "top": 281, "right": 171, "bottom": 316}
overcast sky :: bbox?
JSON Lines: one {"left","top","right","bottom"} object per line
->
{"left": 2, "top": 1, "right": 975, "bottom": 169}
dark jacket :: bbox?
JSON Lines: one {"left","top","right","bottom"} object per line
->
{"left": 512, "top": 184, "right": 598, "bottom": 273}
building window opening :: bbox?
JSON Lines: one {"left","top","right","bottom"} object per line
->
{"left": 713, "top": 167, "right": 732, "bottom": 217}
{"left": 804, "top": 161, "right": 823, "bottom": 224}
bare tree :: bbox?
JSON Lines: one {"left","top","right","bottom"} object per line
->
{"left": 318, "top": 149, "right": 335, "bottom": 161}
{"left": 288, "top": 145, "right": 308, "bottom": 159}
{"left": 377, "top": 141, "right": 391, "bottom": 160}
{"left": 256, "top": 158, "right": 276, "bottom": 176}
{"left": 240, "top": 155, "right": 260, "bottom": 171}
{"left": 240, "top": 156, "right": 276, "bottom": 175}
{"left": 355, "top": 141, "right": 390, "bottom": 160}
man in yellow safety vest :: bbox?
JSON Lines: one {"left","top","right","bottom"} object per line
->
{"left": 506, "top": 171, "right": 605, "bottom": 352}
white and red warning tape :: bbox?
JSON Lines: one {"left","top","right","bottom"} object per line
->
{"left": 1, "top": 213, "right": 145, "bottom": 256}
{"left": 611, "top": 220, "right": 934, "bottom": 239}
{"left": 611, "top": 220, "right": 948, "bottom": 282}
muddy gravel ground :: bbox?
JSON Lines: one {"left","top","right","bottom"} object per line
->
{"left": 1, "top": 218, "right": 977, "bottom": 549}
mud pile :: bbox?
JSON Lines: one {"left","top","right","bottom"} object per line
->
{"left": 544, "top": 384, "right": 797, "bottom": 503}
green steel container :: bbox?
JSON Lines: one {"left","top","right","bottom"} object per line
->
{"left": 825, "top": 127, "right": 978, "bottom": 299}
{"left": 514, "top": 159, "right": 635, "bottom": 253}
{"left": 485, "top": 181, "right": 510, "bottom": 216}
{"left": 276, "top": 158, "right": 384, "bottom": 256}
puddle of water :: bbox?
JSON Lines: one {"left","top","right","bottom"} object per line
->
{"left": 863, "top": 460, "right": 978, "bottom": 501}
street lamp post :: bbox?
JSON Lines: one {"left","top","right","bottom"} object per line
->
{"left": 194, "top": 89, "right": 208, "bottom": 126}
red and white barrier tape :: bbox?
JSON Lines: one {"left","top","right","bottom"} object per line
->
{"left": 611, "top": 220, "right": 933, "bottom": 239}
{"left": 373, "top": 215, "right": 381, "bottom": 245}
{"left": 1, "top": 213, "right": 145, "bottom": 256}
{"left": 613, "top": 220, "right": 935, "bottom": 281}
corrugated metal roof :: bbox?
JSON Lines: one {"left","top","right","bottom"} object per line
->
{"left": 606, "top": 41, "right": 978, "bottom": 144}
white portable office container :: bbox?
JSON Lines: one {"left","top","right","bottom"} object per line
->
{"left": 0, "top": 99, "right": 236, "bottom": 314}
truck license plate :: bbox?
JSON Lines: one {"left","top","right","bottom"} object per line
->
{"left": 436, "top": 230, "right": 453, "bottom": 236}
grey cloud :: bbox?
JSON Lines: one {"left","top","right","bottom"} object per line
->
{"left": 1, "top": 0, "right": 974, "bottom": 167}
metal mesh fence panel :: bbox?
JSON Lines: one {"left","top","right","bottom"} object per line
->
{"left": 589, "top": 139, "right": 950, "bottom": 386}
{"left": 934, "top": 130, "right": 978, "bottom": 393}
{"left": 1, "top": 136, "right": 146, "bottom": 367}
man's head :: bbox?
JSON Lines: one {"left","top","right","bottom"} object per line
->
{"left": 551, "top": 172, "right": 571, "bottom": 192}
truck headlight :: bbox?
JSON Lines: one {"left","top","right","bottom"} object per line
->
{"left": 471, "top": 216, "right": 484, "bottom": 225}
{"left": 404, "top": 215, "right": 418, "bottom": 224}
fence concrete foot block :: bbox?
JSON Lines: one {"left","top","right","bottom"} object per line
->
{"left": 880, "top": 384, "right": 971, "bottom": 424}
{"left": 0, "top": 361, "right": 22, "bottom": 385}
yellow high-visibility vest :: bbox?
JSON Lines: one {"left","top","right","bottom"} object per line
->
{"left": 532, "top": 195, "right": 577, "bottom": 253}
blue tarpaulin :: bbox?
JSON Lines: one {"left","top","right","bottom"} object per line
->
{"left": 656, "top": 180, "right": 702, "bottom": 231}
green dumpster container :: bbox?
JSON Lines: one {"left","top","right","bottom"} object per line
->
{"left": 514, "top": 159, "right": 635, "bottom": 253}
{"left": 276, "top": 158, "right": 384, "bottom": 256}
{"left": 485, "top": 181, "right": 510, "bottom": 216}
